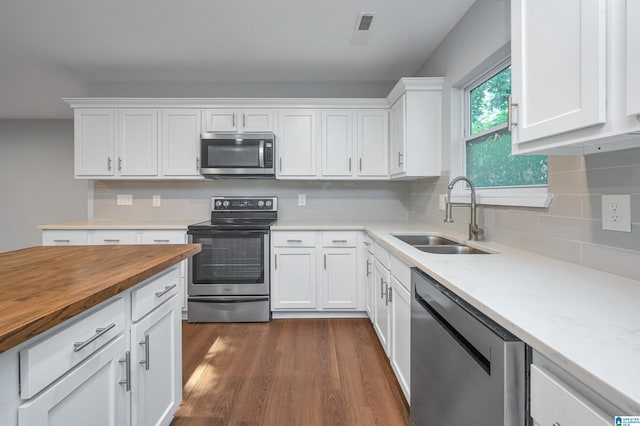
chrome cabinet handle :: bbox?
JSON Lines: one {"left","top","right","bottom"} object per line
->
{"left": 384, "top": 282, "right": 389, "bottom": 306}
{"left": 332, "top": 239, "right": 347, "bottom": 243}
{"left": 232, "top": 112, "right": 236, "bottom": 127}
{"left": 279, "top": 157, "right": 283, "bottom": 172}
{"left": 380, "top": 278, "right": 384, "bottom": 298}
{"left": 286, "top": 239, "right": 302, "bottom": 243}
{"left": 552, "top": 423, "right": 561, "bottom": 426}
{"left": 398, "top": 152, "right": 404, "bottom": 166}
{"left": 73, "top": 323, "right": 116, "bottom": 352}
{"left": 243, "top": 113, "right": 246, "bottom": 128}
{"left": 119, "top": 351, "right": 131, "bottom": 391}
{"left": 324, "top": 254, "right": 327, "bottom": 269}
{"left": 274, "top": 254, "right": 278, "bottom": 269}
{"left": 155, "top": 284, "right": 177, "bottom": 298}
{"left": 196, "top": 157, "right": 200, "bottom": 170}
{"left": 107, "top": 157, "right": 112, "bottom": 171}
{"left": 366, "top": 259, "right": 371, "bottom": 277}
{"left": 363, "top": 241, "right": 370, "bottom": 246}
{"left": 348, "top": 158, "right": 352, "bottom": 172}
{"left": 153, "top": 239, "right": 171, "bottom": 243}
{"left": 139, "top": 334, "right": 150, "bottom": 371}
{"left": 388, "top": 286, "right": 393, "bottom": 303}
{"left": 103, "top": 239, "right": 120, "bottom": 243}
{"left": 359, "top": 158, "right": 362, "bottom": 172}
{"left": 53, "top": 239, "right": 70, "bottom": 243}
{"left": 508, "top": 95, "right": 518, "bottom": 132}
{"left": 118, "top": 157, "right": 122, "bottom": 171}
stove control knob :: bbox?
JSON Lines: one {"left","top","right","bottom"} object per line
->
{"left": 222, "top": 200, "right": 230, "bottom": 208}
{"left": 265, "top": 200, "right": 272, "bottom": 207}
{"left": 258, "top": 200, "right": 264, "bottom": 208}
{"left": 214, "top": 200, "right": 222, "bottom": 208}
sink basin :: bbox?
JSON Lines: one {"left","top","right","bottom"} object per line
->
{"left": 392, "top": 234, "right": 458, "bottom": 246}
{"left": 417, "top": 245, "right": 490, "bottom": 255}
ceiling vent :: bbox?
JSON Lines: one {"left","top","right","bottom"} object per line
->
{"left": 351, "top": 12, "right": 375, "bottom": 45}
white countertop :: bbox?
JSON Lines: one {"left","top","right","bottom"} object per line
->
{"left": 38, "top": 220, "right": 200, "bottom": 230}
{"left": 40, "top": 218, "right": 640, "bottom": 413}
{"left": 274, "top": 220, "right": 640, "bottom": 414}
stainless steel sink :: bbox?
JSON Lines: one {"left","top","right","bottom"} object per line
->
{"left": 392, "top": 234, "right": 459, "bottom": 246}
{"left": 416, "top": 245, "right": 490, "bottom": 255}
{"left": 391, "top": 233, "right": 491, "bottom": 254}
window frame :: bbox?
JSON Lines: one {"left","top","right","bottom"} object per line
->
{"left": 449, "top": 56, "right": 552, "bottom": 208}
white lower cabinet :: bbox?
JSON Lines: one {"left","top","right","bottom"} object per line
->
{"left": 130, "top": 295, "right": 181, "bottom": 426}
{"left": 272, "top": 246, "right": 317, "bottom": 310}
{"left": 18, "top": 335, "right": 129, "bottom": 426}
{"left": 321, "top": 247, "right": 357, "bottom": 309}
{"left": 361, "top": 237, "right": 375, "bottom": 321}
{"left": 372, "top": 258, "right": 391, "bottom": 355}
{"left": 390, "top": 275, "right": 411, "bottom": 402}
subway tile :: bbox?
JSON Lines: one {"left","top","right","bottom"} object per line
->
{"left": 584, "top": 165, "right": 640, "bottom": 194}
{"left": 580, "top": 243, "right": 640, "bottom": 281}
{"left": 538, "top": 216, "right": 594, "bottom": 241}
{"left": 589, "top": 223, "right": 640, "bottom": 252}
{"left": 548, "top": 155, "right": 585, "bottom": 172}
{"left": 547, "top": 170, "right": 589, "bottom": 194}
{"left": 584, "top": 147, "right": 640, "bottom": 170}
{"left": 502, "top": 230, "right": 582, "bottom": 264}
{"left": 546, "top": 194, "right": 582, "bottom": 218}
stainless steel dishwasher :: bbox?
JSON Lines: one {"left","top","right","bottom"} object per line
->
{"left": 410, "top": 268, "right": 526, "bottom": 425}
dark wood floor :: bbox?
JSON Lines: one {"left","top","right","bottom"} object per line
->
{"left": 171, "top": 319, "right": 409, "bottom": 426}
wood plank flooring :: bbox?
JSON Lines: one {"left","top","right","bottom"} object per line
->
{"left": 171, "top": 319, "right": 409, "bottom": 426}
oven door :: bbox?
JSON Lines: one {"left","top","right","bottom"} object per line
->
{"left": 188, "top": 230, "right": 270, "bottom": 296}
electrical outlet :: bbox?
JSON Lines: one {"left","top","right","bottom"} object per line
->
{"left": 152, "top": 195, "right": 161, "bottom": 207}
{"left": 602, "top": 194, "right": 631, "bottom": 232}
{"left": 298, "top": 194, "right": 306, "bottom": 206}
{"left": 439, "top": 194, "right": 447, "bottom": 211}
{"left": 116, "top": 194, "right": 133, "bottom": 206}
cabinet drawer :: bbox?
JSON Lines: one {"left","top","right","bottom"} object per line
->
{"left": 131, "top": 267, "right": 180, "bottom": 321}
{"left": 362, "top": 234, "right": 374, "bottom": 253}
{"left": 42, "top": 231, "right": 88, "bottom": 246}
{"left": 138, "top": 231, "right": 186, "bottom": 244}
{"left": 390, "top": 254, "right": 411, "bottom": 291}
{"left": 88, "top": 230, "right": 137, "bottom": 245}
{"left": 272, "top": 232, "right": 316, "bottom": 247}
{"left": 530, "top": 365, "right": 610, "bottom": 426}
{"left": 322, "top": 232, "right": 357, "bottom": 247}
{"left": 20, "top": 298, "right": 125, "bottom": 399}
{"left": 373, "top": 242, "right": 390, "bottom": 270}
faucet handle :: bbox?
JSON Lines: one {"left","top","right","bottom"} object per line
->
{"left": 470, "top": 224, "right": 484, "bottom": 241}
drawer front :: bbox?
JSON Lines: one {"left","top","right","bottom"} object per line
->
{"left": 373, "top": 242, "right": 390, "bottom": 270}
{"left": 362, "top": 234, "right": 374, "bottom": 254}
{"left": 131, "top": 267, "right": 180, "bottom": 321}
{"left": 138, "top": 231, "right": 186, "bottom": 245}
{"left": 390, "top": 254, "right": 411, "bottom": 291}
{"left": 20, "top": 298, "right": 126, "bottom": 399}
{"left": 42, "top": 231, "right": 88, "bottom": 246}
{"left": 272, "top": 231, "right": 316, "bottom": 247}
{"left": 530, "top": 365, "right": 610, "bottom": 426}
{"left": 88, "top": 230, "right": 137, "bottom": 245}
{"left": 322, "top": 232, "right": 357, "bottom": 247}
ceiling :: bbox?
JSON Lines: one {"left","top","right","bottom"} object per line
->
{"left": 0, "top": 0, "right": 475, "bottom": 119}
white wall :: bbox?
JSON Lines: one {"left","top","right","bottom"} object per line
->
{"left": 0, "top": 120, "right": 88, "bottom": 252}
{"left": 409, "top": 0, "right": 640, "bottom": 281}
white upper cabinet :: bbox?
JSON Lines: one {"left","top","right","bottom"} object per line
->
{"left": 74, "top": 109, "right": 116, "bottom": 177}
{"left": 202, "top": 109, "right": 274, "bottom": 133}
{"left": 626, "top": 0, "right": 640, "bottom": 117}
{"left": 161, "top": 109, "right": 201, "bottom": 177}
{"left": 356, "top": 110, "right": 389, "bottom": 178}
{"left": 117, "top": 109, "right": 158, "bottom": 176}
{"left": 387, "top": 78, "right": 442, "bottom": 179}
{"left": 321, "top": 110, "right": 354, "bottom": 178}
{"left": 277, "top": 110, "right": 318, "bottom": 178}
{"left": 511, "top": 0, "right": 640, "bottom": 155}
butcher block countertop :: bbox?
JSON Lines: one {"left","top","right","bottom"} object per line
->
{"left": 0, "top": 244, "right": 201, "bottom": 353}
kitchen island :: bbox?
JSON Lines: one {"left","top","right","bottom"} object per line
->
{"left": 0, "top": 243, "right": 200, "bottom": 426}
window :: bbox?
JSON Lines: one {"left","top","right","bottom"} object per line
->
{"left": 450, "top": 58, "right": 551, "bottom": 208}
{"left": 465, "top": 63, "right": 548, "bottom": 188}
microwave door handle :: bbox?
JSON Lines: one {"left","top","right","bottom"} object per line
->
{"left": 259, "top": 140, "right": 265, "bottom": 168}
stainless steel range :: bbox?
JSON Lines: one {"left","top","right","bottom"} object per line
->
{"left": 187, "top": 196, "right": 277, "bottom": 322}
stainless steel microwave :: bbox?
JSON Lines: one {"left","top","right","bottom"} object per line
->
{"left": 200, "top": 132, "right": 275, "bottom": 178}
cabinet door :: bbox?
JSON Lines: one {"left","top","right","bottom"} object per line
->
{"left": 356, "top": 110, "right": 389, "bottom": 177}
{"left": 272, "top": 247, "right": 317, "bottom": 309}
{"left": 321, "top": 248, "right": 357, "bottom": 309}
{"left": 373, "top": 259, "right": 391, "bottom": 355}
{"left": 161, "top": 109, "right": 201, "bottom": 176}
{"left": 202, "top": 109, "right": 238, "bottom": 132}
{"left": 130, "top": 297, "right": 181, "bottom": 426}
{"left": 390, "top": 276, "right": 411, "bottom": 402}
{"left": 117, "top": 109, "right": 158, "bottom": 176}
{"left": 18, "top": 335, "right": 129, "bottom": 426}
{"left": 74, "top": 109, "right": 116, "bottom": 177}
{"left": 321, "top": 110, "right": 354, "bottom": 177}
{"left": 277, "top": 110, "right": 318, "bottom": 178}
{"left": 627, "top": 0, "right": 640, "bottom": 117}
{"left": 242, "top": 109, "right": 274, "bottom": 132}
{"left": 389, "top": 96, "right": 406, "bottom": 176}
{"left": 511, "top": 0, "right": 606, "bottom": 144}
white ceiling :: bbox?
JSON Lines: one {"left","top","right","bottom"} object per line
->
{"left": 0, "top": 0, "right": 475, "bottom": 118}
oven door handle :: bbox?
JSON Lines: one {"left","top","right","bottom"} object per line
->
{"left": 188, "top": 229, "right": 269, "bottom": 236}
{"left": 189, "top": 297, "right": 269, "bottom": 303}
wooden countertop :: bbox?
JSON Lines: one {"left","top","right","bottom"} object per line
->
{"left": 0, "top": 244, "right": 201, "bottom": 353}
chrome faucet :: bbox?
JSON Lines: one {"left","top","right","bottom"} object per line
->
{"left": 445, "top": 176, "right": 484, "bottom": 241}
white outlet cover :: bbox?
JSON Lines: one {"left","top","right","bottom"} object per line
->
{"left": 439, "top": 194, "right": 447, "bottom": 211}
{"left": 602, "top": 194, "right": 631, "bottom": 232}
{"left": 116, "top": 194, "right": 133, "bottom": 206}
{"left": 298, "top": 194, "right": 306, "bottom": 206}
{"left": 152, "top": 195, "right": 161, "bottom": 207}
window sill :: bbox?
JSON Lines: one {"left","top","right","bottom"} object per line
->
{"left": 448, "top": 189, "right": 553, "bottom": 208}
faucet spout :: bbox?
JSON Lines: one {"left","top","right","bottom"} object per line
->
{"left": 444, "top": 176, "right": 483, "bottom": 241}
